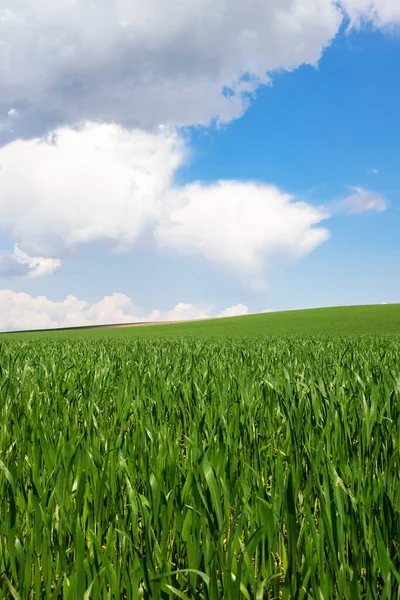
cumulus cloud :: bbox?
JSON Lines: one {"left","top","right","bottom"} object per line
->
{"left": 0, "top": 245, "right": 61, "bottom": 278}
{"left": 0, "top": 1, "right": 398, "bottom": 142}
{"left": 0, "top": 0, "right": 344, "bottom": 137}
{"left": 0, "top": 123, "right": 184, "bottom": 257}
{"left": 342, "top": 186, "right": 387, "bottom": 213}
{"left": 0, "top": 123, "right": 330, "bottom": 285}
{"left": 0, "top": 290, "right": 251, "bottom": 332}
{"left": 156, "top": 181, "right": 330, "bottom": 287}
{"left": 0, "top": 1, "right": 398, "bottom": 140}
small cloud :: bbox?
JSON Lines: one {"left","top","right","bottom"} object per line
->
{"left": 262, "top": 309, "right": 273, "bottom": 313}
{"left": 342, "top": 186, "right": 387, "bottom": 214}
{"left": 368, "top": 168, "right": 379, "bottom": 175}
{"left": 218, "top": 304, "right": 249, "bottom": 318}
{"left": 7, "top": 108, "right": 18, "bottom": 119}
{"left": 0, "top": 245, "right": 61, "bottom": 279}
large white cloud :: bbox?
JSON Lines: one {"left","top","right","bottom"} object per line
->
{"left": 0, "top": 290, "right": 250, "bottom": 331}
{"left": 0, "top": 123, "right": 184, "bottom": 257}
{"left": 0, "top": 1, "right": 398, "bottom": 139}
{"left": 0, "top": 0, "right": 344, "bottom": 137}
{"left": 1, "top": 0, "right": 398, "bottom": 139}
{"left": 0, "top": 123, "right": 330, "bottom": 285}
{"left": 156, "top": 181, "right": 330, "bottom": 287}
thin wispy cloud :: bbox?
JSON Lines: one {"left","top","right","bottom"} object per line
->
{"left": 343, "top": 187, "right": 387, "bottom": 214}
{"left": 328, "top": 186, "right": 388, "bottom": 215}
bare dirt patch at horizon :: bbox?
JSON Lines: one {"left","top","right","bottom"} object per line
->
{"left": 108, "top": 320, "right": 183, "bottom": 328}
{"left": 100, "top": 317, "right": 217, "bottom": 329}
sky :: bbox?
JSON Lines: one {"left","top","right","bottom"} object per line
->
{"left": 0, "top": 0, "right": 399, "bottom": 331}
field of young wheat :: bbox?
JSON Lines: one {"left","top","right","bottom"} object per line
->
{"left": 1, "top": 334, "right": 399, "bottom": 598}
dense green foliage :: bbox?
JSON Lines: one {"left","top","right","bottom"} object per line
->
{"left": 1, "top": 334, "right": 400, "bottom": 598}
{"left": 3, "top": 303, "right": 400, "bottom": 339}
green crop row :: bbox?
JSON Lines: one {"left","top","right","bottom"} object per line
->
{"left": 0, "top": 336, "right": 399, "bottom": 598}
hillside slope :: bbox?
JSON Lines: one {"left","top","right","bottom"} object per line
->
{"left": 4, "top": 303, "right": 400, "bottom": 338}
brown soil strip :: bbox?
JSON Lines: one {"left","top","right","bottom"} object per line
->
{"left": 2, "top": 318, "right": 211, "bottom": 335}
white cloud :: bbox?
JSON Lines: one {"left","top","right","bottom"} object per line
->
{"left": 0, "top": 123, "right": 184, "bottom": 257}
{"left": 156, "top": 181, "right": 330, "bottom": 287}
{"left": 369, "top": 168, "right": 379, "bottom": 175}
{"left": 343, "top": 186, "right": 387, "bottom": 213}
{"left": 7, "top": 108, "right": 18, "bottom": 119}
{"left": 146, "top": 302, "right": 210, "bottom": 323}
{"left": 0, "top": 2, "right": 397, "bottom": 139}
{"left": 12, "top": 246, "right": 61, "bottom": 277}
{"left": 218, "top": 304, "right": 249, "bottom": 318}
{"left": 0, "top": 0, "right": 344, "bottom": 136}
{"left": 0, "top": 290, "right": 252, "bottom": 331}
{"left": 0, "top": 291, "right": 130, "bottom": 331}
{"left": 340, "top": 0, "right": 400, "bottom": 27}
{"left": 0, "top": 245, "right": 61, "bottom": 278}
{"left": 0, "top": 123, "right": 330, "bottom": 285}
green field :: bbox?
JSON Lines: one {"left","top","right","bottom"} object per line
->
{"left": 1, "top": 305, "right": 400, "bottom": 598}
{"left": 3, "top": 303, "right": 400, "bottom": 339}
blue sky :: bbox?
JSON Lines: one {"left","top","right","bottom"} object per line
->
{"left": 0, "top": 0, "right": 399, "bottom": 330}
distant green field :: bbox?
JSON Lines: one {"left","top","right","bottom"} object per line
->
{"left": 3, "top": 303, "right": 400, "bottom": 338}
{"left": 104, "top": 303, "right": 400, "bottom": 338}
